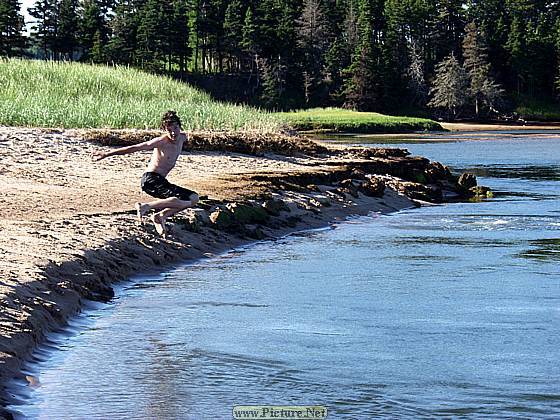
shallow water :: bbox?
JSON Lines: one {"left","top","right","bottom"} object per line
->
{"left": 8, "top": 132, "right": 560, "bottom": 419}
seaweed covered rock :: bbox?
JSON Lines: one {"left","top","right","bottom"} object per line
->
{"left": 453, "top": 173, "right": 493, "bottom": 200}
{"left": 468, "top": 186, "right": 494, "bottom": 200}
{"left": 262, "top": 198, "right": 290, "bottom": 216}
{"left": 359, "top": 177, "right": 385, "bottom": 197}
{"left": 226, "top": 202, "right": 269, "bottom": 225}
{"left": 393, "top": 181, "right": 443, "bottom": 203}
{"left": 457, "top": 172, "right": 477, "bottom": 191}
{"left": 424, "top": 161, "right": 452, "bottom": 183}
{"left": 209, "top": 206, "right": 236, "bottom": 230}
{"left": 338, "top": 179, "right": 359, "bottom": 198}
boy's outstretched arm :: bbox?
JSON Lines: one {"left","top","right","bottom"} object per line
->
{"left": 91, "top": 136, "right": 163, "bottom": 161}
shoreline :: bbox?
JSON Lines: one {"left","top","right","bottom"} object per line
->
{"left": 0, "top": 192, "right": 417, "bottom": 419}
{"left": 0, "top": 127, "right": 476, "bottom": 419}
{"left": 440, "top": 121, "right": 560, "bottom": 132}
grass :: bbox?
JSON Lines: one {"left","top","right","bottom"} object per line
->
{"left": 275, "top": 107, "right": 444, "bottom": 133}
{"left": 0, "top": 58, "right": 283, "bottom": 131}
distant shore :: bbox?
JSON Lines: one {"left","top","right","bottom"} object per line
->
{"left": 440, "top": 121, "right": 560, "bottom": 132}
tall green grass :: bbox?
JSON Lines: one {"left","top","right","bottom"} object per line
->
{"left": 275, "top": 107, "right": 443, "bottom": 133}
{"left": 0, "top": 58, "right": 283, "bottom": 131}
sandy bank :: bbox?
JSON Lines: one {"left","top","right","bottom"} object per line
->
{"left": 0, "top": 127, "right": 469, "bottom": 418}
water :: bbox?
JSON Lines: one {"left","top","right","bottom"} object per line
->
{"left": 7, "top": 132, "right": 560, "bottom": 419}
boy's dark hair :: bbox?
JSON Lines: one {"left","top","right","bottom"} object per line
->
{"left": 160, "top": 110, "right": 182, "bottom": 129}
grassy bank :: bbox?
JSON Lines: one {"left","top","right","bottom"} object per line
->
{"left": 276, "top": 107, "right": 444, "bottom": 133}
{"left": 0, "top": 58, "right": 283, "bottom": 131}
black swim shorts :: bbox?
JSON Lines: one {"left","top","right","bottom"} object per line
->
{"left": 141, "top": 172, "right": 197, "bottom": 201}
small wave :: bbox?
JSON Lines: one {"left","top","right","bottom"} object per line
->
{"left": 492, "top": 219, "right": 510, "bottom": 225}
{"left": 188, "top": 301, "right": 268, "bottom": 308}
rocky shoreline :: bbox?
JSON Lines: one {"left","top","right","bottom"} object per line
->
{"left": 0, "top": 127, "right": 487, "bottom": 419}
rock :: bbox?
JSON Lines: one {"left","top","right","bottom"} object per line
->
{"left": 174, "top": 213, "right": 201, "bottom": 233}
{"left": 226, "top": 202, "right": 269, "bottom": 224}
{"left": 209, "top": 206, "right": 236, "bottom": 229}
{"left": 262, "top": 198, "right": 290, "bottom": 216}
{"left": 359, "top": 177, "right": 385, "bottom": 197}
{"left": 424, "top": 161, "right": 452, "bottom": 182}
{"left": 244, "top": 225, "right": 267, "bottom": 239}
{"left": 413, "top": 171, "right": 428, "bottom": 184}
{"left": 338, "top": 179, "right": 359, "bottom": 198}
{"left": 191, "top": 208, "right": 210, "bottom": 225}
{"left": 397, "top": 181, "right": 443, "bottom": 203}
{"left": 350, "top": 168, "right": 367, "bottom": 180}
{"left": 284, "top": 215, "right": 302, "bottom": 227}
{"left": 309, "top": 196, "right": 331, "bottom": 207}
{"left": 468, "top": 186, "right": 494, "bottom": 200}
{"left": 457, "top": 172, "right": 477, "bottom": 190}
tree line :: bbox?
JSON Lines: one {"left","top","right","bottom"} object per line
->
{"left": 1, "top": 0, "right": 560, "bottom": 118}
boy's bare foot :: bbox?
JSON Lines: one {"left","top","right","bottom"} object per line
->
{"left": 135, "top": 203, "right": 149, "bottom": 224}
{"left": 151, "top": 213, "right": 167, "bottom": 237}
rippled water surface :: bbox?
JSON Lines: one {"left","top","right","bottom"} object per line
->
{"left": 8, "top": 132, "right": 560, "bottom": 419}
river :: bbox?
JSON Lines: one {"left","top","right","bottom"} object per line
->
{"left": 7, "top": 131, "right": 560, "bottom": 419}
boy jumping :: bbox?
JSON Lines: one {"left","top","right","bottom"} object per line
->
{"left": 92, "top": 110, "right": 199, "bottom": 237}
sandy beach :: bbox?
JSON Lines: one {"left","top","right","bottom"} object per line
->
{"left": 0, "top": 126, "right": 473, "bottom": 418}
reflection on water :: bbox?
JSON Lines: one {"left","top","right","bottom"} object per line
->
{"left": 453, "top": 165, "right": 560, "bottom": 182}
{"left": 519, "top": 238, "right": 560, "bottom": 262}
{"left": 7, "top": 134, "right": 560, "bottom": 419}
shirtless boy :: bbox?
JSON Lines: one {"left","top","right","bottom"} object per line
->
{"left": 92, "top": 110, "right": 199, "bottom": 237}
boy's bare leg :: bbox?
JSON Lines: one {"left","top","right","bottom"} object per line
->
{"left": 135, "top": 203, "right": 150, "bottom": 224}
{"left": 135, "top": 196, "right": 198, "bottom": 226}
{"left": 150, "top": 213, "right": 168, "bottom": 236}
{"left": 138, "top": 195, "right": 199, "bottom": 237}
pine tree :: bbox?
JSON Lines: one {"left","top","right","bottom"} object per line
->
{"left": 342, "top": 0, "right": 358, "bottom": 56}
{"left": 296, "top": 0, "right": 330, "bottom": 105}
{"left": 223, "top": 0, "right": 243, "bottom": 71}
{"left": 241, "top": 6, "right": 257, "bottom": 56}
{"left": 342, "top": 0, "right": 384, "bottom": 110}
{"left": 462, "top": 21, "right": 503, "bottom": 116}
{"left": 406, "top": 40, "right": 428, "bottom": 107}
{"left": 188, "top": 0, "right": 201, "bottom": 71}
{"left": 106, "top": 0, "right": 137, "bottom": 64}
{"left": 90, "top": 29, "right": 105, "bottom": 62}
{"left": 58, "top": 0, "right": 78, "bottom": 59}
{"left": 169, "top": 0, "right": 190, "bottom": 75}
{"left": 276, "top": 0, "right": 302, "bottom": 107}
{"left": 383, "top": 0, "right": 434, "bottom": 108}
{"left": 28, "top": 0, "right": 59, "bottom": 59}
{"left": 464, "top": 0, "right": 509, "bottom": 87}
{"left": 0, "top": 0, "right": 27, "bottom": 56}
{"left": 136, "top": 0, "right": 164, "bottom": 71}
{"left": 296, "top": 0, "right": 329, "bottom": 54}
{"left": 428, "top": 53, "right": 470, "bottom": 120}
{"left": 433, "top": 0, "right": 465, "bottom": 61}
{"left": 79, "top": 0, "right": 104, "bottom": 61}
{"left": 259, "top": 54, "right": 287, "bottom": 108}
{"left": 505, "top": 15, "right": 526, "bottom": 95}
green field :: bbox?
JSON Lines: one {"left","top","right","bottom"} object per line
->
{"left": 275, "top": 107, "right": 443, "bottom": 133}
{"left": 0, "top": 58, "right": 283, "bottom": 131}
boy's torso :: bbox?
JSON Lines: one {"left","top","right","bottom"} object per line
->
{"left": 146, "top": 132, "right": 187, "bottom": 177}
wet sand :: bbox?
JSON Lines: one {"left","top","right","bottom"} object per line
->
{"left": 0, "top": 127, "right": 456, "bottom": 418}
